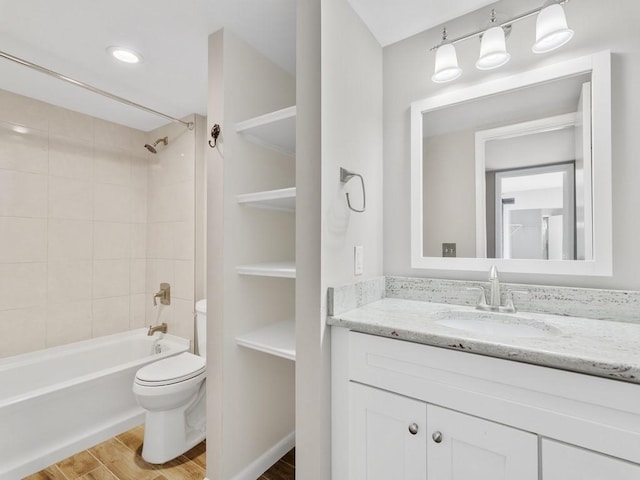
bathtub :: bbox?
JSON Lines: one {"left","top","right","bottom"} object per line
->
{"left": 0, "top": 328, "right": 190, "bottom": 479}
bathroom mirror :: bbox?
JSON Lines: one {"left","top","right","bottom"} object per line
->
{"left": 410, "top": 51, "right": 611, "bottom": 275}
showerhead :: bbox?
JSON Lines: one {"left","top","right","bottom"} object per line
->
{"left": 144, "top": 136, "right": 168, "bottom": 154}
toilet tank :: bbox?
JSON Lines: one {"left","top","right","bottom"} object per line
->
{"left": 195, "top": 299, "right": 207, "bottom": 358}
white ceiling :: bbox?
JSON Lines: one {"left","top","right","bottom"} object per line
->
{"left": 0, "top": 0, "right": 296, "bottom": 131}
{"left": 0, "top": 0, "right": 496, "bottom": 132}
{"left": 348, "top": 0, "right": 499, "bottom": 46}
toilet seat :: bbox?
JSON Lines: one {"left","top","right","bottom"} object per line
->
{"left": 135, "top": 352, "right": 206, "bottom": 387}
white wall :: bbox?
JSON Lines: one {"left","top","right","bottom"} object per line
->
{"left": 207, "top": 29, "right": 296, "bottom": 480}
{"left": 294, "top": 0, "right": 384, "bottom": 477}
{"left": 422, "top": 129, "right": 476, "bottom": 257}
{"left": 383, "top": 0, "right": 640, "bottom": 289}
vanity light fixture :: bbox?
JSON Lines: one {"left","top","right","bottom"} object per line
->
{"left": 107, "top": 46, "right": 142, "bottom": 64}
{"left": 532, "top": 4, "right": 574, "bottom": 53}
{"left": 431, "top": 0, "right": 573, "bottom": 83}
{"left": 432, "top": 28, "right": 463, "bottom": 83}
{"left": 476, "top": 10, "right": 510, "bottom": 70}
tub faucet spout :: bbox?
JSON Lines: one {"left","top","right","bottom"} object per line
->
{"left": 148, "top": 323, "right": 168, "bottom": 336}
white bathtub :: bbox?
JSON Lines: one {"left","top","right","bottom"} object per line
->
{"left": 0, "top": 328, "right": 190, "bottom": 479}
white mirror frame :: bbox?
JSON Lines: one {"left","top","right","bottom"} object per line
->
{"left": 410, "top": 50, "right": 612, "bottom": 276}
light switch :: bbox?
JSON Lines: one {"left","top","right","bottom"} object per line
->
{"left": 354, "top": 245, "right": 364, "bottom": 275}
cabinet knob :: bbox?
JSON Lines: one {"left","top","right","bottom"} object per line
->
{"left": 408, "top": 423, "right": 419, "bottom": 435}
{"left": 432, "top": 431, "right": 443, "bottom": 443}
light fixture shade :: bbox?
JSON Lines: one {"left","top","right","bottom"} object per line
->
{"left": 533, "top": 4, "right": 574, "bottom": 53}
{"left": 432, "top": 44, "right": 462, "bottom": 83}
{"left": 476, "top": 26, "right": 510, "bottom": 70}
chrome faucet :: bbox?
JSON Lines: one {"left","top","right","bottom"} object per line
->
{"left": 468, "top": 266, "right": 527, "bottom": 314}
{"left": 148, "top": 323, "right": 168, "bottom": 336}
{"left": 488, "top": 265, "right": 501, "bottom": 308}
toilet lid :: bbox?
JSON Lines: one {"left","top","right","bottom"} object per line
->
{"left": 135, "top": 352, "right": 206, "bottom": 386}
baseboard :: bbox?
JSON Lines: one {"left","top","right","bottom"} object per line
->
{"left": 229, "top": 431, "right": 295, "bottom": 480}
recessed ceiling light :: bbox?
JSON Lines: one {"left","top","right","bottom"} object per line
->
{"left": 107, "top": 46, "right": 142, "bottom": 64}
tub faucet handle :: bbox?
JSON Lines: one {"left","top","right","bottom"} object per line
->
{"left": 153, "top": 283, "right": 171, "bottom": 306}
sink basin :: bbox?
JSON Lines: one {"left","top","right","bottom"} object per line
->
{"left": 433, "top": 311, "right": 560, "bottom": 338}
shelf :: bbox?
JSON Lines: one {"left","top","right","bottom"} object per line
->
{"left": 237, "top": 187, "right": 296, "bottom": 212}
{"left": 235, "top": 106, "right": 296, "bottom": 156}
{"left": 236, "top": 261, "right": 296, "bottom": 278}
{"left": 236, "top": 320, "right": 295, "bottom": 361}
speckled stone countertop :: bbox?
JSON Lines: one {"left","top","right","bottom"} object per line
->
{"left": 328, "top": 297, "right": 640, "bottom": 384}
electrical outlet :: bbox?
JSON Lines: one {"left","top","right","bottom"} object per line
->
{"left": 354, "top": 246, "right": 364, "bottom": 275}
{"left": 442, "top": 243, "right": 457, "bottom": 257}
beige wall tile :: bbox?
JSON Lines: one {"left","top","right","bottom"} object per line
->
{"left": 49, "top": 135, "right": 93, "bottom": 181}
{"left": 92, "top": 297, "right": 129, "bottom": 337}
{"left": 173, "top": 221, "right": 195, "bottom": 261}
{"left": 0, "top": 89, "right": 50, "bottom": 131}
{"left": 132, "top": 223, "right": 147, "bottom": 259}
{"left": 0, "top": 170, "right": 48, "bottom": 218}
{"left": 93, "top": 260, "right": 130, "bottom": 298}
{"left": 93, "top": 183, "right": 132, "bottom": 222}
{"left": 132, "top": 187, "right": 147, "bottom": 223}
{"left": 0, "top": 262, "right": 47, "bottom": 310}
{"left": 130, "top": 259, "right": 146, "bottom": 294}
{"left": 0, "top": 306, "right": 46, "bottom": 358}
{"left": 94, "top": 147, "right": 132, "bottom": 186}
{"left": 49, "top": 176, "right": 93, "bottom": 220}
{"left": 146, "top": 222, "right": 174, "bottom": 259}
{"left": 49, "top": 107, "right": 94, "bottom": 143}
{"left": 131, "top": 157, "right": 149, "bottom": 188}
{"left": 48, "top": 219, "right": 93, "bottom": 260}
{"left": 46, "top": 301, "right": 92, "bottom": 347}
{"left": 0, "top": 217, "right": 47, "bottom": 263}
{"left": 173, "top": 260, "right": 195, "bottom": 301}
{"left": 0, "top": 121, "right": 48, "bottom": 174}
{"left": 130, "top": 294, "right": 147, "bottom": 329}
{"left": 169, "top": 298, "right": 195, "bottom": 344}
{"left": 48, "top": 260, "right": 93, "bottom": 304}
{"left": 93, "top": 222, "right": 131, "bottom": 260}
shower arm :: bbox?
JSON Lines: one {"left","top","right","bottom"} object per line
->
{"left": 0, "top": 49, "right": 194, "bottom": 130}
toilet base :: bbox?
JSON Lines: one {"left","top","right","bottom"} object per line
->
{"left": 140, "top": 382, "right": 206, "bottom": 464}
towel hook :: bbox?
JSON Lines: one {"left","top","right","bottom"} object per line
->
{"left": 340, "top": 167, "right": 366, "bottom": 213}
{"left": 208, "top": 124, "right": 221, "bottom": 148}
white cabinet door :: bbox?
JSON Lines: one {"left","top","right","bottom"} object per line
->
{"left": 350, "top": 382, "right": 427, "bottom": 480}
{"left": 542, "top": 439, "right": 640, "bottom": 479}
{"left": 427, "top": 405, "right": 538, "bottom": 480}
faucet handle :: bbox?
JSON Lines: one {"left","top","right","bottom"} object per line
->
{"left": 467, "top": 286, "right": 487, "bottom": 307}
{"left": 505, "top": 289, "right": 529, "bottom": 312}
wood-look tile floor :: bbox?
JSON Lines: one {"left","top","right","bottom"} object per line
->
{"left": 25, "top": 425, "right": 295, "bottom": 480}
{"left": 24, "top": 425, "right": 206, "bottom": 480}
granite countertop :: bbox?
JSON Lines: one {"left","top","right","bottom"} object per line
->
{"left": 327, "top": 298, "right": 640, "bottom": 384}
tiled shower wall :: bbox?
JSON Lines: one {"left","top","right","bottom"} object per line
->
{"left": 0, "top": 89, "right": 200, "bottom": 358}
{"left": 144, "top": 118, "right": 199, "bottom": 342}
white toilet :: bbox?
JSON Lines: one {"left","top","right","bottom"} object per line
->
{"left": 133, "top": 299, "right": 207, "bottom": 464}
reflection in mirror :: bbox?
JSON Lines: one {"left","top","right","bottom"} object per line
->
{"left": 422, "top": 72, "right": 590, "bottom": 260}
{"left": 411, "top": 51, "right": 612, "bottom": 275}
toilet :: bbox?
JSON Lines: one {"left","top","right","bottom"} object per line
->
{"left": 133, "top": 299, "right": 207, "bottom": 464}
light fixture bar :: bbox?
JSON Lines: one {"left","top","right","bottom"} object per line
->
{"left": 430, "top": 0, "right": 569, "bottom": 51}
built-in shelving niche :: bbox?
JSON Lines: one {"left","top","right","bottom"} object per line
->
{"left": 235, "top": 107, "right": 296, "bottom": 361}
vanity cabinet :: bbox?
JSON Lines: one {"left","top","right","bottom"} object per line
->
{"left": 542, "top": 440, "right": 640, "bottom": 480}
{"left": 350, "top": 383, "right": 537, "bottom": 480}
{"left": 332, "top": 328, "right": 640, "bottom": 480}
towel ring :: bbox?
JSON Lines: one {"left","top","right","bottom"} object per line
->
{"left": 340, "top": 167, "right": 366, "bottom": 213}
